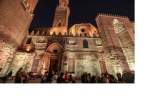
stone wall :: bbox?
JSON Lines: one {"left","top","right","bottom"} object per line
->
{"left": 10, "top": 51, "right": 35, "bottom": 76}
{"left": 96, "top": 14, "right": 133, "bottom": 72}
{"left": 0, "top": 40, "right": 16, "bottom": 75}
{"left": 0, "top": 0, "right": 38, "bottom": 46}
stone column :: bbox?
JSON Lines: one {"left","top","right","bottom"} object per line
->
{"left": 68, "top": 58, "right": 75, "bottom": 73}
{"left": 99, "top": 53, "right": 107, "bottom": 74}
{"left": 99, "top": 61, "right": 107, "bottom": 74}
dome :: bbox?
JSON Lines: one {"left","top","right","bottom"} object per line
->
{"left": 69, "top": 23, "right": 99, "bottom": 37}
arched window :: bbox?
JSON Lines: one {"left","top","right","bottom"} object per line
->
{"left": 83, "top": 39, "right": 89, "bottom": 48}
{"left": 81, "top": 28, "right": 85, "bottom": 32}
{"left": 84, "top": 33, "right": 87, "bottom": 37}
{"left": 26, "top": 37, "right": 32, "bottom": 44}
{"left": 58, "top": 23, "right": 61, "bottom": 27}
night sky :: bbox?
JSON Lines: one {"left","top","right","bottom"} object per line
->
{"left": 29, "top": 0, "right": 134, "bottom": 30}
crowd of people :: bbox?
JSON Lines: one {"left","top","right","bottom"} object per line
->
{"left": 41, "top": 71, "right": 134, "bottom": 83}
{"left": 0, "top": 69, "right": 134, "bottom": 83}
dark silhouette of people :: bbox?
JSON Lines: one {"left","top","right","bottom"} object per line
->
{"left": 116, "top": 73, "right": 123, "bottom": 83}
{"left": 15, "top": 68, "right": 23, "bottom": 83}
{"left": 122, "top": 71, "right": 134, "bottom": 83}
{"left": 68, "top": 74, "right": 73, "bottom": 83}
{"left": 22, "top": 72, "right": 29, "bottom": 83}
{"left": 41, "top": 71, "right": 49, "bottom": 83}
{"left": 90, "top": 75, "right": 96, "bottom": 83}
{"left": 7, "top": 70, "right": 12, "bottom": 77}
{"left": 0, "top": 70, "right": 12, "bottom": 83}
{"left": 57, "top": 72, "right": 65, "bottom": 83}
{"left": 96, "top": 75, "right": 102, "bottom": 83}
{"left": 109, "top": 74, "right": 117, "bottom": 83}
{"left": 1, "top": 68, "right": 135, "bottom": 83}
{"left": 87, "top": 73, "right": 91, "bottom": 83}
{"left": 81, "top": 72, "right": 89, "bottom": 83}
{"left": 101, "top": 73, "right": 109, "bottom": 83}
{"left": 64, "top": 71, "right": 69, "bottom": 83}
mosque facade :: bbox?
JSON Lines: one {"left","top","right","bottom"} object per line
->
{"left": 0, "top": 0, "right": 134, "bottom": 77}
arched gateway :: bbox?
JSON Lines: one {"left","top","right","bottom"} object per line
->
{"left": 40, "top": 43, "right": 63, "bottom": 74}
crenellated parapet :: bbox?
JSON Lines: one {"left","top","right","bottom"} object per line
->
{"left": 29, "top": 27, "right": 50, "bottom": 36}
{"left": 96, "top": 13, "right": 128, "bottom": 19}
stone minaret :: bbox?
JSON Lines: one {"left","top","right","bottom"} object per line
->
{"left": 52, "top": 0, "right": 70, "bottom": 27}
{"left": 0, "top": 0, "right": 38, "bottom": 47}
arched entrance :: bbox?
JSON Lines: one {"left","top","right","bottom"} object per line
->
{"left": 41, "top": 43, "right": 63, "bottom": 74}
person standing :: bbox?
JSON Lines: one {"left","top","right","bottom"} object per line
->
{"left": 15, "top": 68, "right": 23, "bottom": 83}
{"left": 41, "top": 71, "right": 48, "bottom": 83}
{"left": 57, "top": 73, "right": 65, "bottom": 83}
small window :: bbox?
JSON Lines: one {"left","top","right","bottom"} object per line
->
{"left": 26, "top": 38, "right": 32, "bottom": 44}
{"left": 53, "top": 50, "right": 58, "bottom": 53}
{"left": 84, "top": 33, "right": 87, "bottom": 37}
{"left": 83, "top": 39, "right": 89, "bottom": 48}
{"left": 81, "top": 28, "right": 85, "bottom": 32}
{"left": 58, "top": 22, "right": 62, "bottom": 27}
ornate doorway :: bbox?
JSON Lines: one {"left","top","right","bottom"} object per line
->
{"left": 41, "top": 43, "right": 63, "bottom": 74}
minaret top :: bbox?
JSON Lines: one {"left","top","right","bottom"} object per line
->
{"left": 59, "top": 0, "right": 69, "bottom": 7}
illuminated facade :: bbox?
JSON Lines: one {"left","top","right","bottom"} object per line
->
{"left": 0, "top": 0, "right": 38, "bottom": 76}
{"left": 0, "top": 0, "right": 134, "bottom": 77}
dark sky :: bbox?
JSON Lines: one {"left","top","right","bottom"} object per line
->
{"left": 29, "top": 0, "right": 134, "bottom": 29}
